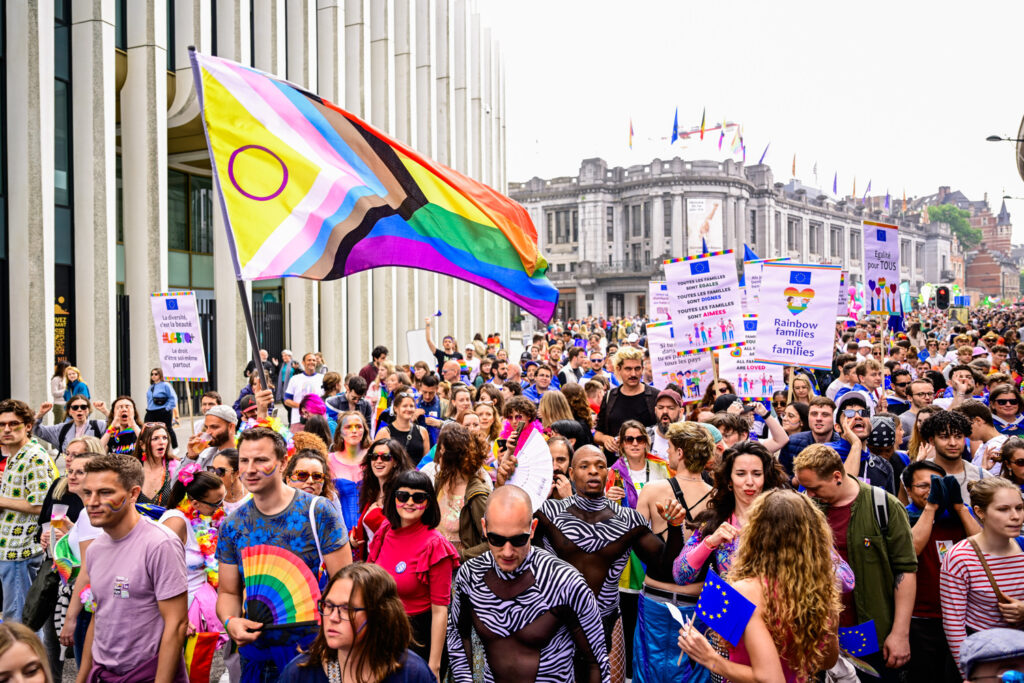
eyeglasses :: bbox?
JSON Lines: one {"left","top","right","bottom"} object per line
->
{"left": 995, "top": 398, "right": 1020, "bottom": 406}
{"left": 0, "top": 421, "right": 26, "bottom": 431}
{"left": 289, "top": 470, "right": 325, "bottom": 483}
{"left": 911, "top": 391, "right": 933, "bottom": 398}
{"left": 68, "top": 404, "right": 89, "bottom": 412}
{"left": 317, "top": 599, "right": 366, "bottom": 620}
{"left": 195, "top": 496, "right": 225, "bottom": 509}
{"left": 842, "top": 408, "right": 870, "bottom": 418}
{"left": 622, "top": 435, "right": 647, "bottom": 444}
{"left": 205, "top": 466, "right": 229, "bottom": 477}
{"left": 395, "top": 490, "right": 429, "bottom": 504}
{"left": 590, "top": 357, "right": 604, "bottom": 363}
{"left": 369, "top": 451, "right": 393, "bottom": 462}
{"left": 1010, "top": 458, "right": 1024, "bottom": 468}
{"left": 485, "top": 532, "right": 531, "bottom": 547}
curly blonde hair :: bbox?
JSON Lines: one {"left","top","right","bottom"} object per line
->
{"left": 726, "top": 489, "right": 840, "bottom": 681}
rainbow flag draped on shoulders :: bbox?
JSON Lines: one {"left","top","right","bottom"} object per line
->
{"left": 189, "top": 50, "right": 557, "bottom": 322}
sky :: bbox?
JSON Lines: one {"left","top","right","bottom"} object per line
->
{"left": 479, "top": 0, "right": 1024, "bottom": 241}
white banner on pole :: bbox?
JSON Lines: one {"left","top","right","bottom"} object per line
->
{"left": 686, "top": 197, "right": 723, "bottom": 254}
{"left": 752, "top": 263, "right": 843, "bottom": 370}
{"left": 663, "top": 251, "right": 744, "bottom": 354}
{"left": 716, "top": 316, "right": 785, "bottom": 399}
{"left": 406, "top": 328, "right": 435, "bottom": 367}
{"left": 862, "top": 221, "right": 900, "bottom": 315}
{"left": 150, "top": 291, "right": 208, "bottom": 381}
{"left": 649, "top": 281, "right": 671, "bottom": 320}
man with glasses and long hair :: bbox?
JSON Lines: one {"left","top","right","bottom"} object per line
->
{"left": 0, "top": 399, "right": 58, "bottom": 624}
{"left": 447, "top": 485, "right": 609, "bottom": 683}
{"left": 900, "top": 379, "right": 935, "bottom": 448}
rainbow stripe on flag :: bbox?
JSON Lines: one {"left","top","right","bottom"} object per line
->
{"left": 189, "top": 50, "right": 558, "bottom": 322}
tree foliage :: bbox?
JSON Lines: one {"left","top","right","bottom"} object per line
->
{"left": 927, "top": 204, "right": 982, "bottom": 250}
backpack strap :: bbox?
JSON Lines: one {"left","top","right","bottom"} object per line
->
{"left": 968, "top": 536, "right": 1011, "bottom": 604}
{"left": 89, "top": 420, "right": 101, "bottom": 438}
{"left": 307, "top": 495, "right": 325, "bottom": 569}
{"left": 58, "top": 421, "right": 74, "bottom": 449}
{"left": 872, "top": 485, "right": 889, "bottom": 536}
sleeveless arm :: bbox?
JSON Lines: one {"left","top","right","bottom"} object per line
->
{"left": 446, "top": 569, "right": 475, "bottom": 683}
{"left": 632, "top": 522, "right": 684, "bottom": 583}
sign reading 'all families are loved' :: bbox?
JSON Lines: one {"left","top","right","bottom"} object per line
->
{"left": 663, "top": 251, "right": 744, "bottom": 354}
{"left": 753, "top": 263, "right": 843, "bottom": 370}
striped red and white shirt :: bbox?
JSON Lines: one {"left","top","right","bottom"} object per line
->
{"left": 939, "top": 539, "right": 1024, "bottom": 664}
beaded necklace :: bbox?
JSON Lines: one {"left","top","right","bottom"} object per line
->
{"left": 176, "top": 497, "right": 225, "bottom": 588}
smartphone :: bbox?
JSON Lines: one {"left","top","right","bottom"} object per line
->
{"left": 496, "top": 439, "right": 507, "bottom": 451}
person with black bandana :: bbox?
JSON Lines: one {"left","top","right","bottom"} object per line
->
{"left": 447, "top": 485, "right": 609, "bottom": 683}
{"left": 533, "top": 445, "right": 685, "bottom": 683}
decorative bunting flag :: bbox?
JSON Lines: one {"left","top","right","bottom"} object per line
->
{"left": 699, "top": 108, "right": 706, "bottom": 140}
{"left": 832, "top": 172, "right": 837, "bottom": 195}
{"left": 758, "top": 143, "right": 770, "bottom": 165}
{"left": 189, "top": 50, "right": 558, "bottom": 322}
{"left": 629, "top": 118, "right": 634, "bottom": 149}
{"left": 672, "top": 108, "right": 679, "bottom": 144}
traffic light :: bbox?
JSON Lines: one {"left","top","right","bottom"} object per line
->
{"left": 936, "top": 286, "right": 950, "bottom": 310}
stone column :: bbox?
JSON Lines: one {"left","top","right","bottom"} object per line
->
{"left": 651, "top": 194, "right": 664, "bottom": 262}
{"left": 122, "top": 0, "right": 168, "bottom": 401}
{"left": 6, "top": 1, "right": 54, "bottom": 404}
{"left": 723, "top": 196, "right": 735, "bottom": 251}
{"left": 414, "top": 0, "right": 436, "bottom": 327}
{"left": 317, "top": 0, "right": 347, "bottom": 369}
{"left": 450, "top": 0, "right": 471, "bottom": 344}
{"left": 466, "top": 9, "right": 485, "bottom": 342}
{"left": 737, "top": 196, "right": 748, "bottom": 251}
{"left": 344, "top": 0, "right": 374, "bottom": 370}
{"left": 283, "top": 0, "right": 319, "bottom": 357}
{"left": 370, "top": 0, "right": 398, "bottom": 355}
{"left": 71, "top": 0, "right": 116, "bottom": 403}
{"left": 212, "top": 0, "right": 253, "bottom": 395}
{"left": 394, "top": 0, "right": 416, "bottom": 341}
{"left": 252, "top": 0, "right": 285, "bottom": 75}
{"left": 672, "top": 194, "right": 684, "bottom": 258}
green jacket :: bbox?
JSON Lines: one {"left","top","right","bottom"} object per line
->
{"left": 826, "top": 478, "right": 918, "bottom": 648}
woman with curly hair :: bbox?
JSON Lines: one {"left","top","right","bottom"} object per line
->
{"left": 279, "top": 563, "right": 434, "bottom": 682}
{"left": 560, "top": 383, "right": 594, "bottom": 446}
{"left": 432, "top": 422, "right": 491, "bottom": 560}
{"left": 673, "top": 440, "right": 792, "bottom": 584}
{"left": 677, "top": 489, "right": 842, "bottom": 682}
{"left": 132, "top": 422, "right": 175, "bottom": 506}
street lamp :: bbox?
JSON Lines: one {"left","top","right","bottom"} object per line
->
{"left": 988, "top": 135, "right": 1024, "bottom": 142}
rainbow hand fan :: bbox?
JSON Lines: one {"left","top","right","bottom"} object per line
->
{"left": 53, "top": 533, "right": 80, "bottom": 586}
{"left": 241, "top": 545, "right": 321, "bottom": 630}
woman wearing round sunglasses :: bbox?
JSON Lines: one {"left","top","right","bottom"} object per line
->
{"left": 329, "top": 412, "right": 371, "bottom": 535}
{"left": 279, "top": 563, "right": 434, "bottom": 683}
{"left": 991, "top": 384, "right": 1024, "bottom": 438}
{"left": 368, "top": 470, "right": 459, "bottom": 681}
{"left": 999, "top": 437, "right": 1024, "bottom": 494}
{"left": 284, "top": 449, "right": 343, "bottom": 518}
{"left": 353, "top": 439, "right": 414, "bottom": 561}
{"left": 206, "top": 448, "right": 250, "bottom": 516}
{"left": 32, "top": 394, "right": 105, "bottom": 454}
{"left": 160, "top": 468, "right": 229, "bottom": 650}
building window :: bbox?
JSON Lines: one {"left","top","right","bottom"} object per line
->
{"left": 572, "top": 210, "right": 578, "bottom": 242}
{"left": 546, "top": 211, "right": 554, "bottom": 244}
{"left": 115, "top": 0, "right": 127, "bottom": 50}
{"left": 808, "top": 222, "right": 821, "bottom": 254}
{"left": 915, "top": 243, "right": 924, "bottom": 270}
{"left": 830, "top": 226, "right": 842, "bottom": 259}
{"left": 663, "top": 198, "right": 672, "bottom": 241}
{"left": 748, "top": 209, "right": 757, "bottom": 245}
{"left": 631, "top": 205, "right": 641, "bottom": 238}
{"left": 787, "top": 217, "right": 799, "bottom": 250}
{"left": 774, "top": 212, "right": 781, "bottom": 248}
{"left": 167, "top": 0, "right": 175, "bottom": 70}
{"left": 850, "top": 230, "right": 861, "bottom": 259}
{"left": 606, "top": 206, "right": 614, "bottom": 242}
{"left": 168, "top": 170, "right": 214, "bottom": 290}
{"left": 643, "top": 201, "right": 651, "bottom": 238}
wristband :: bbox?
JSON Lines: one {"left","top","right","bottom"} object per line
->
{"left": 224, "top": 616, "right": 233, "bottom": 629}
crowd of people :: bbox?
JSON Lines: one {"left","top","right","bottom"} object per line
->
{"left": 1, "top": 306, "right": 1024, "bottom": 683}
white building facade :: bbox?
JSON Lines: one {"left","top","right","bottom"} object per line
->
{"left": 2, "top": 0, "right": 510, "bottom": 405}
{"left": 510, "top": 157, "right": 955, "bottom": 319}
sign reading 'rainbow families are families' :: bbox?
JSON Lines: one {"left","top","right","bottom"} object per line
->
{"left": 663, "top": 251, "right": 744, "bottom": 354}
{"left": 753, "top": 263, "right": 843, "bottom": 370}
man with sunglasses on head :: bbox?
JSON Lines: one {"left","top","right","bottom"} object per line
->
{"left": 33, "top": 396, "right": 105, "bottom": 454}
{"left": 216, "top": 427, "right": 352, "bottom": 680}
{"left": 533, "top": 445, "right": 685, "bottom": 681}
{"left": 448, "top": 485, "right": 610, "bottom": 683}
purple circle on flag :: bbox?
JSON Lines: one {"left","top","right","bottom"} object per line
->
{"left": 227, "top": 145, "right": 288, "bottom": 201}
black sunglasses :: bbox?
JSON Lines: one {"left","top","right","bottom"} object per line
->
{"left": 68, "top": 404, "right": 89, "bottom": 411}
{"left": 369, "top": 451, "right": 393, "bottom": 462}
{"left": 485, "top": 532, "right": 531, "bottom": 547}
{"left": 995, "top": 398, "right": 1020, "bottom": 406}
{"left": 395, "top": 490, "right": 429, "bottom": 504}
{"left": 894, "top": 382, "right": 911, "bottom": 389}
{"left": 622, "top": 435, "right": 647, "bottom": 444}
{"left": 205, "top": 466, "right": 229, "bottom": 477}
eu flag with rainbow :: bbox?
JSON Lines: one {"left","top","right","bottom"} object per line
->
{"left": 189, "top": 50, "right": 558, "bottom": 323}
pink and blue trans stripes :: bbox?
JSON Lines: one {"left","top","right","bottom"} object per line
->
{"left": 346, "top": 217, "right": 558, "bottom": 319}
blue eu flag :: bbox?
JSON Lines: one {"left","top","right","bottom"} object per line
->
{"left": 789, "top": 270, "right": 811, "bottom": 285}
{"left": 743, "top": 320, "right": 757, "bottom": 332}
{"left": 838, "top": 620, "right": 879, "bottom": 656}
{"left": 696, "top": 570, "right": 756, "bottom": 646}
{"left": 165, "top": 299, "right": 179, "bottom": 310}
{"left": 689, "top": 261, "right": 710, "bottom": 276}
{"left": 876, "top": 228, "right": 887, "bottom": 242}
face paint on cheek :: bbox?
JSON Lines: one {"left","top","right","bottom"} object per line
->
{"left": 105, "top": 495, "right": 129, "bottom": 512}
{"left": 258, "top": 462, "right": 278, "bottom": 477}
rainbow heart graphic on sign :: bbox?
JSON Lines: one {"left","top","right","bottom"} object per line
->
{"left": 784, "top": 287, "right": 815, "bottom": 315}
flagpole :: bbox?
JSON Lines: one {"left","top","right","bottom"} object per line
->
{"left": 237, "top": 279, "right": 271, "bottom": 394}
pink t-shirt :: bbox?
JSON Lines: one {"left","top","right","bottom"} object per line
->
{"left": 328, "top": 453, "right": 364, "bottom": 482}
{"left": 86, "top": 516, "right": 188, "bottom": 674}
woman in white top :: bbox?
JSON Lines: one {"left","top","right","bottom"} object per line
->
{"left": 160, "top": 465, "right": 229, "bottom": 646}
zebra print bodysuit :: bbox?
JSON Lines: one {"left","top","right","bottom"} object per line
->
{"left": 447, "top": 547, "right": 610, "bottom": 683}
{"left": 534, "top": 494, "right": 683, "bottom": 628}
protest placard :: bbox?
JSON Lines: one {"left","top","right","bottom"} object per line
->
{"left": 649, "top": 281, "right": 671, "bottom": 319}
{"left": 647, "top": 320, "right": 714, "bottom": 399}
{"left": 716, "top": 315, "right": 785, "bottom": 399}
{"left": 663, "top": 251, "right": 744, "bottom": 354}
{"left": 743, "top": 258, "right": 789, "bottom": 310}
{"left": 150, "top": 291, "right": 208, "bottom": 381}
{"left": 837, "top": 270, "right": 848, "bottom": 315}
{"left": 862, "top": 221, "right": 900, "bottom": 316}
{"left": 752, "top": 263, "right": 843, "bottom": 370}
